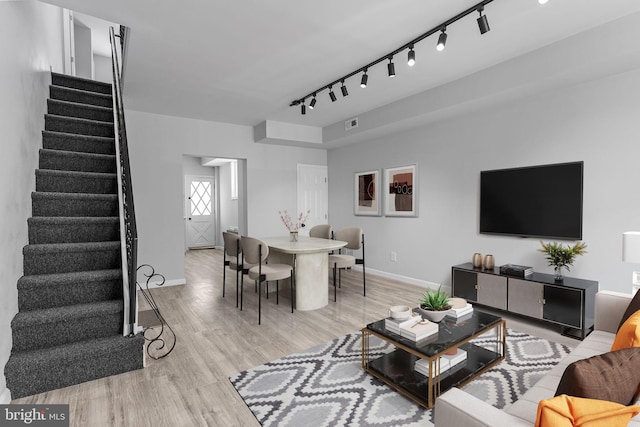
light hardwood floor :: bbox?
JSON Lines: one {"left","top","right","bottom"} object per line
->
{"left": 13, "top": 248, "right": 577, "bottom": 426}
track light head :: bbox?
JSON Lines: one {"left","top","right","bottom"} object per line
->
{"left": 360, "top": 70, "right": 368, "bottom": 88}
{"left": 329, "top": 87, "right": 337, "bottom": 102}
{"left": 436, "top": 28, "right": 447, "bottom": 51}
{"left": 340, "top": 81, "right": 348, "bottom": 97}
{"left": 477, "top": 7, "right": 490, "bottom": 34}
{"left": 407, "top": 46, "right": 416, "bottom": 67}
{"left": 301, "top": 102, "right": 306, "bottom": 115}
{"left": 387, "top": 57, "right": 396, "bottom": 78}
{"left": 309, "top": 95, "right": 316, "bottom": 109}
{"left": 538, "top": 0, "right": 549, "bottom": 4}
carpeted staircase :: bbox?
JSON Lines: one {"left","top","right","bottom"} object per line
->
{"left": 4, "top": 73, "right": 144, "bottom": 399}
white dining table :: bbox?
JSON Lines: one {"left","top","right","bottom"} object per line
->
{"left": 260, "top": 236, "right": 347, "bottom": 311}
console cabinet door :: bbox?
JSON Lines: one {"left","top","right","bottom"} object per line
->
{"left": 508, "top": 278, "right": 543, "bottom": 319}
{"left": 452, "top": 269, "right": 477, "bottom": 302}
{"left": 543, "top": 285, "right": 582, "bottom": 328}
{"left": 477, "top": 274, "right": 507, "bottom": 310}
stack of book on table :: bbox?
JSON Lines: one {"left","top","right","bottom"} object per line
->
{"left": 415, "top": 348, "right": 468, "bottom": 378}
{"left": 448, "top": 297, "right": 473, "bottom": 319}
{"left": 384, "top": 315, "right": 420, "bottom": 335}
{"left": 384, "top": 315, "right": 439, "bottom": 341}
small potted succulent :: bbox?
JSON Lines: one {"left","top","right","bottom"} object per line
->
{"left": 538, "top": 241, "right": 587, "bottom": 281}
{"left": 418, "top": 286, "right": 452, "bottom": 322}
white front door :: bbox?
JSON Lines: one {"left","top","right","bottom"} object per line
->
{"left": 297, "top": 165, "right": 329, "bottom": 236}
{"left": 185, "top": 175, "right": 216, "bottom": 248}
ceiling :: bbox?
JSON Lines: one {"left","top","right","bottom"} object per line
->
{"left": 42, "top": 0, "right": 640, "bottom": 147}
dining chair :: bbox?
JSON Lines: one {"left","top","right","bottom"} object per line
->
{"left": 309, "top": 224, "right": 332, "bottom": 239}
{"left": 222, "top": 231, "right": 243, "bottom": 308}
{"left": 328, "top": 226, "right": 365, "bottom": 302}
{"left": 241, "top": 236, "right": 295, "bottom": 324}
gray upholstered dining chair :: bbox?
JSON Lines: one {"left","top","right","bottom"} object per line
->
{"left": 328, "top": 226, "right": 365, "bottom": 302}
{"left": 309, "top": 224, "right": 332, "bottom": 239}
{"left": 222, "top": 231, "right": 243, "bottom": 308}
{"left": 240, "top": 236, "right": 295, "bottom": 324}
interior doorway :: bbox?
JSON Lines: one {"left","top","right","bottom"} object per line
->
{"left": 297, "top": 164, "right": 328, "bottom": 235}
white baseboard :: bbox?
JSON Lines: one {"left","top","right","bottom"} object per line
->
{"left": 139, "top": 278, "right": 185, "bottom": 289}
{"left": 352, "top": 266, "right": 450, "bottom": 294}
{"left": 0, "top": 386, "right": 11, "bottom": 404}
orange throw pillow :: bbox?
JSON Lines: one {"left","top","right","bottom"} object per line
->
{"left": 535, "top": 395, "right": 640, "bottom": 427}
{"left": 611, "top": 310, "right": 640, "bottom": 351}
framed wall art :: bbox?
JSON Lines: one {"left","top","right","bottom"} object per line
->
{"left": 384, "top": 165, "right": 418, "bottom": 217}
{"left": 354, "top": 170, "right": 381, "bottom": 216}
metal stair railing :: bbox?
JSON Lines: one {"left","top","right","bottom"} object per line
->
{"left": 110, "top": 26, "right": 138, "bottom": 337}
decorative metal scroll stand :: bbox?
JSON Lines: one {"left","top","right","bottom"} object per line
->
{"left": 137, "top": 264, "right": 177, "bottom": 360}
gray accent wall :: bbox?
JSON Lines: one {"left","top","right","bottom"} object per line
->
{"left": 328, "top": 67, "right": 640, "bottom": 295}
{"left": 1, "top": 0, "right": 65, "bottom": 403}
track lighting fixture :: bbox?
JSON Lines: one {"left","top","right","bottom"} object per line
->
{"left": 387, "top": 57, "right": 396, "bottom": 78}
{"left": 301, "top": 102, "right": 306, "bottom": 115}
{"left": 407, "top": 46, "right": 416, "bottom": 67}
{"left": 436, "top": 28, "right": 447, "bottom": 51}
{"left": 329, "top": 86, "right": 337, "bottom": 102}
{"left": 290, "top": 0, "right": 511, "bottom": 111}
{"left": 360, "top": 70, "right": 368, "bottom": 88}
{"left": 477, "top": 7, "right": 490, "bottom": 34}
{"left": 538, "top": 0, "right": 549, "bottom": 4}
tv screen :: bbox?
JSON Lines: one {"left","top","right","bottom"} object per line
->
{"left": 480, "top": 161, "right": 583, "bottom": 240}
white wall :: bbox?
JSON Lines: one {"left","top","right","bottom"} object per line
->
{"left": 73, "top": 21, "right": 92, "bottom": 79}
{"left": 328, "top": 68, "right": 640, "bottom": 295}
{"left": 126, "top": 110, "right": 326, "bottom": 283}
{"left": 218, "top": 161, "right": 239, "bottom": 242}
{"left": 93, "top": 54, "right": 111, "bottom": 83}
{"left": 0, "top": 0, "right": 64, "bottom": 404}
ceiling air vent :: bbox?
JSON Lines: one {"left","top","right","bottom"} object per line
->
{"left": 345, "top": 117, "right": 358, "bottom": 131}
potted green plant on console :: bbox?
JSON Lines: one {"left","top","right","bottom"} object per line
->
{"left": 418, "top": 286, "right": 452, "bottom": 322}
{"left": 538, "top": 241, "right": 587, "bottom": 281}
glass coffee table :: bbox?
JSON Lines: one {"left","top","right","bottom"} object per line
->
{"left": 361, "top": 311, "right": 505, "bottom": 408}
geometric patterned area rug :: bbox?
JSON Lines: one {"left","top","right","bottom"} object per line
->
{"left": 229, "top": 329, "right": 572, "bottom": 427}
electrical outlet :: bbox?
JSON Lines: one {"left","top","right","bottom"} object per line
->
{"left": 390, "top": 251, "right": 397, "bottom": 262}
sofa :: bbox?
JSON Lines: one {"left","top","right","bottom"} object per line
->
{"left": 434, "top": 290, "right": 640, "bottom": 426}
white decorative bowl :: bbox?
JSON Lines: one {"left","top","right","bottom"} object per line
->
{"left": 389, "top": 305, "right": 412, "bottom": 320}
{"left": 418, "top": 307, "right": 451, "bottom": 322}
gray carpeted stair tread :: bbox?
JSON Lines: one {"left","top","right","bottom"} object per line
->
{"left": 18, "top": 269, "right": 123, "bottom": 311}
{"left": 32, "top": 192, "right": 119, "bottom": 217}
{"left": 50, "top": 85, "right": 112, "bottom": 108}
{"left": 28, "top": 217, "right": 119, "bottom": 244}
{"left": 42, "top": 131, "right": 115, "bottom": 155}
{"left": 10, "top": 300, "right": 124, "bottom": 352}
{"left": 35, "top": 169, "right": 117, "bottom": 194}
{"left": 4, "top": 333, "right": 144, "bottom": 399}
{"left": 45, "top": 114, "right": 114, "bottom": 138}
{"left": 47, "top": 99, "right": 113, "bottom": 123}
{"left": 23, "top": 241, "right": 121, "bottom": 275}
{"left": 12, "top": 300, "right": 123, "bottom": 328}
{"left": 39, "top": 149, "right": 116, "bottom": 173}
{"left": 51, "top": 72, "right": 112, "bottom": 95}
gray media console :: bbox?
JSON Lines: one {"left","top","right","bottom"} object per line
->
{"left": 452, "top": 263, "right": 598, "bottom": 340}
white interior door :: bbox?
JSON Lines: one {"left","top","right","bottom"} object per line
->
{"left": 185, "top": 175, "right": 216, "bottom": 248}
{"left": 297, "top": 165, "right": 328, "bottom": 236}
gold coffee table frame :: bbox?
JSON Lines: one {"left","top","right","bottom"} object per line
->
{"left": 361, "top": 313, "right": 506, "bottom": 409}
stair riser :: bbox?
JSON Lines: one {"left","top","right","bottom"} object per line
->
{"left": 11, "top": 312, "right": 122, "bottom": 352}
{"left": 4, "top": 334, "right": 144, "bottom": 399}
{"left": 23, "top": 248, "right": 121, "bottom": 275}
{"left": 28, "top": 221, "right": 120, "bottom": 244}
{"left": 50, "top": 86, "right": 113, "bottom": 108}
{"left": 43, "top": 131, "right": 115, "bottom": 155}
{"left": 45, "top": 115, "right": 114, "bottom": 138}
{"left": 52, "top": 73, "right": 112, "bottom": 95}
{"left": 47, "top": 99, "right": 113, "bottom": 123}
{"left": 19, "top": 279, "right": 123, "bottom": 311}
{"left": 36, "top": 172, "right": 117, "bottom": 194}
{"left": 39, "top": 151, "right": 116, "bottom": 174}
{"left": 32, "top": 194, "right": 119, "bottom": 217}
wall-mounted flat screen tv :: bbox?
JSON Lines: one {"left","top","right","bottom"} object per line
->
{"left": 480, "top": 161, "right": 583, "bottom": 240}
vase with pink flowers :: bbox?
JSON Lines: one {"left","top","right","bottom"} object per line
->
{"left": 279, "top": 210, "right": 310, "bottom": 241}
